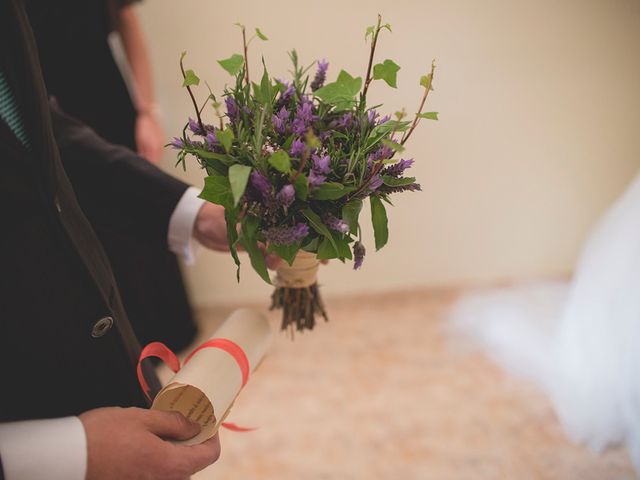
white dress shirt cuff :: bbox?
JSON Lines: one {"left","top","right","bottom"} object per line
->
{"left": 168, "top": 186, "right": 205, "bottom": 264}
{"left": 0, "top": 417, "right": 87, "bottom": 480}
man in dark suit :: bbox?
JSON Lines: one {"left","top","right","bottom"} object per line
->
{"left": 0, "top": 1, "right": 247, "bottom": 478}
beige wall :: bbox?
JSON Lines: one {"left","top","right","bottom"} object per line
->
{"left": 137, "top": 0, "right": 640, "bottom": 307}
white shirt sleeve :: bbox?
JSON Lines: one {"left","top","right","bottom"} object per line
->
{"left": 0, "top": 417, "right": 87, "bottom": 480}
{"left": 167, "top": 186, "right": 206, "bottom": 265}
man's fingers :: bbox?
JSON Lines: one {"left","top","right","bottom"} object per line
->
{"left": 175, "top": 434, "right": 222, "bottom": 475}
{"left": 143, "top": 410, "right": 201, "bottom": 441}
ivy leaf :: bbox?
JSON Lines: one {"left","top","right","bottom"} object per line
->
{"left": 199, "top": 176, "right": 233, "bottom": 209}
{"left": 218, "top": 54, "right": 245, "bottom": 76}
{"left": 317, "top": 237, "right": 339, "bottom": 260}
{"left": 313, "top": 70, "right": 362, "bottom": 104}
{"left": 228, "top": 164, "right": 252, "bottom": 207}
{"left": 293, "top": 174, "right": 309, "bottom": 200}
{"left": 370, "top": 196, "right": 389, "bottom": 251}
{"left": 365, "top": 25, "right": 375, "bottom": 41}
{"left": 312, "top": 182, "right": 356, "bottom": 200}
{"left": 342, "top": 199, "right": 363, "bottom": 235}
{"left": 302, "top": 208, "right": 338, "bottom": 252}
{"left": 239, "top": 214, "right": 271, "bottom": 284}
{"left": 255, "top": 28, "right": 268, "bottom": 40}
{"left": 373, "top": 59, "right": 401, "bottom": 88}
{"left": 182, "top": 69, "right": 200, "bottom": 87}
{"left": 381, "top": 175, "right": 416, "bottom": 187}
{"left": 269, "top": 242, "right": 300, "bottom": 266}
{"left": 318, "top": 232, "right": 352, "bottom": 260}
{"left": 420, "top": 73, "right": 434, "bottom": 90}
{"left": 217, "top": 127, "right": 234, "bottom": 153}
{"left": 268, "top": 150, "right": 291, "bottom": 173}
{"left": 417, "top": 112, "right": 438, "bottom": 120}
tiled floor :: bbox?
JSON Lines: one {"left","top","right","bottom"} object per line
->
{"left": 174, "top": 289, "right": 636, "bottom": 479}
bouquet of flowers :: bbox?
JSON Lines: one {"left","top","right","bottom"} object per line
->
{"left": 171, "top": 16, "right": 437, "bottom": 334}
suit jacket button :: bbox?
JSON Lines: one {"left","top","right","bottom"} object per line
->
{"left": 91, "top": 316, "right": 114, "bottom": 338}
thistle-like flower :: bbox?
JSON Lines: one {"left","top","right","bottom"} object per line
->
{"left": 225, "top": 96, "right": 239, "bottom": 121}
{"left": 310, "top": 59, "right": 329, "bottom": 91}
{"left": 353, "top": 241, "right": 366, "bottom": 270}
{"left": 289, "top": 138, "right": 306, "bottom": 158}
{"left": 276, "top": 184, "right": 295, "bottom": 208}
{"left": 250, "top": 170, "right": 272, "bottom": 201}
{"left": 272, "top": 106, "right": 289, "bottom": 135}
{"left": 170, "top": 137, "right": 185, "bottom": 149}
{"left": 264, "top": 223, "right": 310, "bottom": 246}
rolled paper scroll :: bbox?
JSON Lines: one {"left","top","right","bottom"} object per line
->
{"left": 151, "top": 308, "right": 272, "bottom": 445}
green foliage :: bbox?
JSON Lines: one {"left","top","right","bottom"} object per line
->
{"left": 182, "top": 69, "right": 200, "bottom": 87}
{"left": 382, "top": 175, "right": 416, "bottom": 187}
{"left": 293, "top": 174, "right": 309, "bottom": 200}
{"left": 381, "top": 138, "right": 405, "bottom": 153}
{"left": 370, "top": 195, "right": 389, "bottom": 250}
{"left": 228, "top": 164, "right": 252, "bottom": 206}
{"left": 268, "top": 150, "right": 291, "bottom": 173}
{"left": 417, "top": 112, "right": 438, "bottom": 120}
{"left": 217, "top": 127, "right": 234, "bottom": 153}
{"left": 269, "top": 242, "right": 300, "bottom": 266}
{"left": 313, "top": 70, "right": 362, "bottom": 105}
{"left": 218, "top": 54, "right": 245, "bottom": 76}
{"left": 302, "top": 208, "right": 337, "bottom": 252}
{"left": 255, "top": 28, "right": 268, "bottom": 40}
{"left": 199, "top": 176, "right": 233, "bottom": 208}
{"left": 239, "top": 214, "right": 271, "bottom": 284}
{"left": 313, "top": 182, "right": 355, "bottom": 200}
{"left": 342, "top": 199, "right": 363, "bottom": 235}
{"left": 373, "top": 59, "right": 400, "bottom": 88}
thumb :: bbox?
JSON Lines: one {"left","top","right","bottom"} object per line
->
{"left": 144, "top": 410, "right": 201, "bottom": 441}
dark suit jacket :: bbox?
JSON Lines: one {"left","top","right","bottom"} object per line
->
{"left": 0, "top": 0, "right": 187, "bottom": 427}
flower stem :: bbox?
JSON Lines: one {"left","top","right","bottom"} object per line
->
{"left": 180, "top": 56, "right": 205, "bottom": 133}
{"left": 242, "top": 26, "right": 250, "bottom": 85}
{"left": 362, "top": 14, "right": 382, "bottom": 102}
{"left": 401, "top": 61, "right": 436, "bottom": 146}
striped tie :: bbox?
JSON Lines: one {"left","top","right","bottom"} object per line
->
{"left": 0, "top": 71, "right": 30, "bottom": 149}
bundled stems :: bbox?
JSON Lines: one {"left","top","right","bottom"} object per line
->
{"left": 270, "top": 284, "right": 328, "bottom": 334}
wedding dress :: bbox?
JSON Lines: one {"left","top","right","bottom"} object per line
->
{"left": 450, "top": 172, "right": 640, "bottom": 471}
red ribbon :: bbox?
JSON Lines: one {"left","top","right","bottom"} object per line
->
{"left": 137, "top": 338, "right": 254, "bottom": 432}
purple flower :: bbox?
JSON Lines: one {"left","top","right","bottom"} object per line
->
{"left": 333, "top": 112, "right": 354, "bottom": 130}
{"left": 250, "top": 170, "right": 272, "bottom": 201}
{"left": 170, "top": 137, "right": 185, "bottom": 149}
{"left": 367, "top": 109, "right": 379, "bottom": 125}
{"left": 324, "top": 214, "right": 349, "bottom": 234}
{"left": 312, "top": 153, "right": 330, "bottom": 174}
{"left": 310, "top": 59, "right": 329, "bottom": 91}
{"left": 289, "top": 138, "right": 306, "bottom": 157}
{"left": 382, "top": 159, "right": 414, "bottom": 177}
{"left": 188, "top": 118, "right": 215, "bottom": 136}
{"left": 264, "top": 223, "right": 310, "bottom": 246}
{"left": 272, "top": 106, "right": 289, "bottom": 135}
{"left": 225, "top": 96, "right": 239, "bottom": 121}
{"left": 291, "top": 99, "right": 316, "bottom": 135}
{"left": 380, "top": 182, "right": 422, "bottom": 194}
{"left": 353, "top": 241, "right": 366, "bottom": 270}
{"left": 308, "top": 170, "right": 326, "bottom": 188}
{"left": 205, "top": 131, "right": 219, "bottom": 152}
{"left": 367, "top": 175, "right": 384, "bottom": 192}
{"left": 378, "top": 114, "right": 391, "bottom": 125}
{"left": 276, "top": 184, "right": 295, "bottom": 208}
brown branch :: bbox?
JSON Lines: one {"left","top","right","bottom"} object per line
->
{"left": 401, "top": 61, "right": 436, "bottom": 146}
{"left": 242, "top": 27, "right": 250, "bottom": 85}
{"left": 180, "top": 57, "right": 204, "bottom": 132}
{"left": 362, "top": 14, "right": 382, "bottom": 100}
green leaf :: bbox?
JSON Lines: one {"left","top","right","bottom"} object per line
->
{"left": 268, "top": 150, "right": 291, "bottom": 173}
{"left": 312, "top": 182, "right": 355, "bottom": 200}
{"left": 228, "top": 164, "right": 252, "bottom": 206}
{"left": 239, "top": 214, "right": 271, "bottom": 284}
{"left": 218, "top": 54, "right": 245, "bottom": 76}
{"left": 313, "top": 70, "right": 362, "bottom": 104}
{"left": 420, "top": 73, "right": 434, "bottom": 90}
{"left": 370, "top": 196, "right": 389, "bottom": 251}
{"left": 255, "top": 28, "right": 268, "bottom": 40}
{"left": 417, "top": 112, "right": 438, "bottom": 120}
{"left": 373, "top": 59, "right": 401, "bottom": 88}
{"left": 269, "top": 242, "right": 300, "bottom": 266}
{"left": 217, "top": 127, "right": 234, "bottom": 153}
{"left": 182, "top": 69, "right": 200, "bottom": 87}
{"left": 342, "top": 199, "right": 363, "bottom": 235}
{"left": 382, "top": 175, "right": 416, "bottom": 187}
{"left": 381, "top": 139, "right": 405, "bottom": 154}
{"left": 317, "top": 237, "right": 339, "bottom": 260}
{"left": 224, "top": 209, "right": 241, "bottom": 281}
{"left": 191, "top": 149, "right": 236, "bottom": 165}
{"left": 199, "top": 176, "right": 233, "bottom": 209}
{"left": 365, "top": 25, "right": 375, "bottom": 41}
{"left": 302, "top": 208, "right": 337, "bottom": 252}
{"left": 293, "top": 174, "right": 309, "bottom": 200}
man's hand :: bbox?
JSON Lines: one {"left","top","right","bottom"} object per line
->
{"left": 79, "top": 407, "right": 220, "bottom": 480}
{"left": 194, "top": 202, "right": 282, "bottom": 270}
